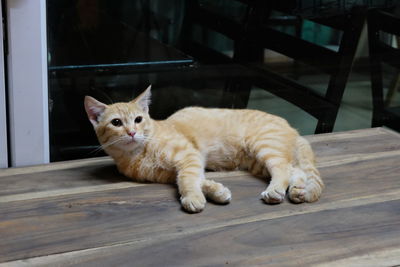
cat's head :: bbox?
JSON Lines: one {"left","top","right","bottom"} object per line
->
{"left": 84, "top": 85, "right": 153, "bottom": 151}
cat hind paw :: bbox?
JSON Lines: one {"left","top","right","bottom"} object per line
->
{"left": 288, "top": 185, "right": 306, "bottom": 203}
{"left": 207, "top": 186, "right": 232, "bottom": 204}
{"left": 288, "top": 180, "right": 323, "bottom": 203}
{"left": 202, "top": 180, "right": 231, "bottom": 204}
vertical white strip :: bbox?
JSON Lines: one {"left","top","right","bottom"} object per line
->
{"left": 0, "top": 2, "right": 8, "bottom": 168}
{"left": 7, "top": 0, "right": 49, "bottom": 167}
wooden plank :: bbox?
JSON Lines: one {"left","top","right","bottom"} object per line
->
{"left": 314, "top": 247, "right": 400, "bottom": 266}
{"left": 380, "top": 126, "right": 400, "bottom": 138}
{"left": 308, "top": 128, "right": 400, "bottom": 162}
{"left": 317, "top": 149, "right": 400, "bottom": 168}
{"left": 306, "top": 127, "right": 383, "bottom": 141}
{"left": 0, "top": 183, "right": 146, "bottom": 203}
{"left": 0, "top": 162, "right": 126, "bottom": 197}
{"left": 0, "top": 154, "right": 399, "bottom": 263}
{"left": 0, "top": 157, "right": 113, "bottom": 177}
{"left": 87, "top": 200, "right": 400, "bottom": 266}
{"left": 4, "top": 198, "right": 400, "bottom": 266}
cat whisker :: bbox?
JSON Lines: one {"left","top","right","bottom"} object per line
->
{"left": 141, "top": 136, "right": 161, "bottom": 143}
{"left": 89, "top": 145, "right": 104, "bottom": 155}
{"left": 103, "top": 137, "right": 127, "bottom": 148}
{"left": 90, "top": 137, "right": 126, "bottom": 154}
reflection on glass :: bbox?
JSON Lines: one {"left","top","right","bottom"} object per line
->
{"left": 47, "top": 0, "right": 398, "bottom": 162}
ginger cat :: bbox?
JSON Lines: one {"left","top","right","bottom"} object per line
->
{"left": 84, "top": 85, "right": 324, "bottom": 213}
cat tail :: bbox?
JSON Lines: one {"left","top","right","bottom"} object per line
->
{"left": 291, "top": 136, "right": 324, "bottom": 202}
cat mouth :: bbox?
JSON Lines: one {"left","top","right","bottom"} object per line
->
{"left": 126, "top": 139, "right": 136, "bottom": 144}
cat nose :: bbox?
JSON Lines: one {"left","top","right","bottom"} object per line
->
{"left": 128, "top": 131, "right": 136, "bottom": 137}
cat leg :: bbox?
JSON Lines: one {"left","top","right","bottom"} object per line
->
{"left": 288, "top": 167, "right": 307, "bottom": 203}
{"left": 288, "top": 168, "right": 323, "bottom": 203}
{"left": 289, "top": 167, "right": 323, "bottom": 203}
{"left": 176, "top": 155, "right": 207, "bottom": 213}
{"left": 290, "top": 136, "right": 324, "bottom": 203}
{"left": 248, "top": 134, "right": 294, "bottom": 204}
{"left": 260, "top": 158, "right": 291, "bottom": 204}
{"left": 202, "top": 179, "right": 231, "bottom": 204}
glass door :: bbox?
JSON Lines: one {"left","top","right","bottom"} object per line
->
{"left": 8, "top": 0, "right": 396, "bottom": 166}
{"left": 46, "top": 0, "right": 203, "bottom": 162}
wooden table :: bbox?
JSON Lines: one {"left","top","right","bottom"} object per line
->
{"left": 1, "top": 128, "right": 400, "bottom": 266}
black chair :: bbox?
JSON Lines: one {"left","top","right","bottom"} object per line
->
{"left": 368, "top": 9, "right": 400, "bottom": 131}
{"left": 181, "top": 0, "right": 367, "bottom": 133}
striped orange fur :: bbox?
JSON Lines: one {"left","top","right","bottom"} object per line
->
{"left": 84, "top": 85, "right": 324, "bottom": 213}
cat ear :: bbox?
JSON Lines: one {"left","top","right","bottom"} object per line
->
{"left": 132, "top": 85, "right": 151, "bottom": 113}
{"left": 84, "top": 96, "right": 107, "bottom": 127}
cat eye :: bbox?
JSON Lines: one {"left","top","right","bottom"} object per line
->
{"left": 111, "top": 118, "right": 123, "bottom": 127}
{"left": 135, "top": 116, "right": 143, "bottom": 124}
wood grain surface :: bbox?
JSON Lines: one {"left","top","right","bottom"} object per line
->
{"left": 0, "top": 128, "right": 399, "bottom": 266}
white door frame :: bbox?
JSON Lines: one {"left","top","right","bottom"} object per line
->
{"left": 0, "top": 1, "right": 8, "bottom": 168}
{"left": 6, "top": 0, "right": 49, "bottom": 167}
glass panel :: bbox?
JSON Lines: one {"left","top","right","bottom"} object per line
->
{"left": 47, "top": 0, "right": 399, "bottom": 162}
{"left": 47, "top": 0, "right": 190, "bottom": 69}
{"left": 47, "top": 0, "right": 195, "bottom": 161}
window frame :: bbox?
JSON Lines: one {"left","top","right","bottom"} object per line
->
{"left": 6, "top": 0, "right": 49, "bottom": 167}
{"left": 0, "top": 1, "right": 8, "bottom": 168}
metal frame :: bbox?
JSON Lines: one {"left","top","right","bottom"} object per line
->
{"left": 6, "top": 0, "right": 49, "bottom": 167}
{"left": 0, "top": 1, "right": 8, "bottom": 168}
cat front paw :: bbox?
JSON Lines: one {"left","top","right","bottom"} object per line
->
{"left": 261, "top": 187, "right": 286, "bottom": 204}
{"left": 181, "top": 193, "right": 206, "bottom": 213}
